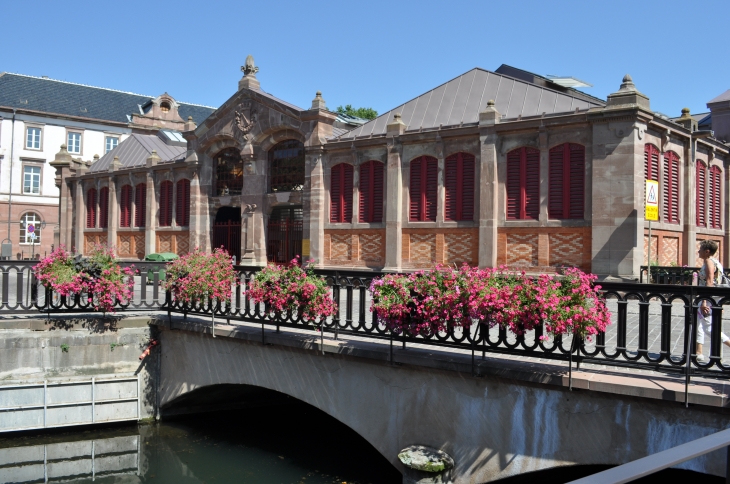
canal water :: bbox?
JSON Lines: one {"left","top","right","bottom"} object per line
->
{"left": 0, "top": 399, "right": 401, "bottom": 484}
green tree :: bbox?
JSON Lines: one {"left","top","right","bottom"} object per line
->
{"left": 335, "top": 105, "right": 378, "bottom": 120}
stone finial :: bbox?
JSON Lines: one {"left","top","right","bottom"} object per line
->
{"left": 239, "top": 55, "right": 261, "bottom": 91}
{"left": 479, "top": 99, "right": 500, "bottom": 126}
{"left": 606, "top": 73, "right": 650, "bottom": 110}
{"left": 310, "top": 91, "right": 327, "bottom": 110}
{"left": 109, "top": 155, "right": 121, "bottom": 173}
{"left": 146, "top": 150, "right": 161, "bottom": 167}
{"left": 92, "top": 154, "right": 100, "bottom": 164}
{"left": 677, "top": 107, "right": 697, "bottom": 131}
{"left": 387, "top": 112, "right": 407, "bottom": 136}
{"left": 50, "top": 144, "right": 73, "bottom": 167}
{"left": 185, "top": 115, "right": 197, "bottom": 131}
{"left": 680, "top": 107, "right": 691, "bottom": 118}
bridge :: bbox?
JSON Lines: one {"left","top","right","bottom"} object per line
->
{"left": 3, "top": 262, "right": 730, "bottom": 483}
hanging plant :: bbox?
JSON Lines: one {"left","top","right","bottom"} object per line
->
{"left": 164, "top": 248, "right": 236, "bottom": 307}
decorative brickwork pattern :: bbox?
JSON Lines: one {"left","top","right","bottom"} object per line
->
{"left": 644, "top": 235, "right": 658, "bottom": 265}
{"left": 548, "top": 233, "right": 583, "bottom": 267}
{"left": 661, "top": 237, "right": 679, "bottom": 266}
{"left": 158, "top": 234, "right": 173, "bottom": 253}
{"left": 84, "top": 233, "right": 111, "bottom": 253}
{"left": 359, "top": 233, "right": 384, "bottom": 263}
{"left": 695, "top": 237, "right": 724, "bottom": 267}
{"left": 444, "top": 233, "right": 475, "bottom": 266}
{"left": 118, "top": 235, "right": 132, "bottom": 257}
{"left": 330, "top": 233, "right": 352, "bottom": 261}
{"left": 176, "top": 234, "right": 189, "bottom": 256}
{"left": 134, "top": 235, "right": 145, "bottom": 259}
{"left": 506, "top": 234, "right": 538, "bottom": 266}
{"left": 99, "top": 235, "right": 107, "bottom": 247}
{"left": 410, "top": 234, "right": 436, "bottom": 263}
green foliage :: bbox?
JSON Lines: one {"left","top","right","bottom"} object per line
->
{"left": 110, "top": 342, "right": 124, "bottom": 351}
{"left": 60, "top": 344, "right": 69, "bottom": 353}
{"left": 335, "top": 104, "right": 378, "bottom": 120}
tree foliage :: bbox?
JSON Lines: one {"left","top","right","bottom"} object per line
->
{"left": 335, "top": 104, "right": 378, "bottom": 120}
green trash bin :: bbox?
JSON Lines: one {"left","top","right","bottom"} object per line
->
{"left": 144, "top": 253, "right": 179, "bottom": 283}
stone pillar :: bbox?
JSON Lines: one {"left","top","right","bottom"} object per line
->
{"left": 306, "top": 146, "right": 326, "bottom": 265}
{"left": 684, "top": 138, "right": 697, "bottom": 266}
{"left": 74, "top": 179, "right": 85, "bottom": 254}
{"left": 478, "top": 101, "right": 500, "bottom": 268}
{"left": 538, "top": 127, "right": 549, "bottom": 222}
{"left": 145, "top": 152, "right": 160, "bottom": 256}
{"left": 49, "top": 144, "right": 73, "bottom": 250}
{"left": 107, "top": 176, "right": 118, "bottom": 250}
{"left": 589, "top": 75, "right": 651, "bottom": 278}
{"left": 239, "top": 142, "right": 267, "bottom": 266}
{"left": 383, "top": 113, "right": 407, "bottom": 272}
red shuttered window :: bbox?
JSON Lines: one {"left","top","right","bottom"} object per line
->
{"left": 548, "top": 143, "right": 585, "bottom": 219}
{"left": 330, "top": 163, "right": 354, "bottom": 223}
{"left": 696, "top": 161, "right": 707, "bottom": 227}
{"left": 645, "top": 144, "right": 660, "bottom": 181}
{"left": 176, "top": 179, "right": 190, "bottom": 227}
{"left": 710, "top": 165, "right": 722, "bottom": 229}
{"left": 159, "top": 181, "right": 173, "bottom": 227}
{"left": 135, "top": 184, "right": 146, "bottom": 228}
{"left": 120, "top": 185, "right": 132, "bottom": 228}
{"left": 99, "top": 187, "right": 109, "bottom": 229}
{"left": 445, "top": 152, "right": 475, "bottom": 221}
{"left": 359, "top": 160, "right": 384, "bottom": 223}
{"left": 506, "top": 147, "right": 540, "bottom": 220}
{"left": 86, "top": 188, "right": 97, "bottom": 228}
{"left": 663, "top": 151, "right": 680, "bottom": 224}
{"left": 409, "top": 156, "right": 438, "bottom": 221}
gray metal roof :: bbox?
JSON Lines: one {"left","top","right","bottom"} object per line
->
{"left": 708, "top": 89, "right": 730, "bottom": 104}
{"left": 89, "top": 133, "right": 186, "bottom": 173}
{"left": 336, "top": 68, "right": 605, "bottom": 140}
{"left": 256, "top": 88, "right": 303, "bottom": 112}
{"left": 0, "top": 73, "right": 216, "bottom": 125}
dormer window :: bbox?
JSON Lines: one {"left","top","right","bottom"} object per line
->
{"left": 160, "top": 102, "right": 171, "bottom": 113}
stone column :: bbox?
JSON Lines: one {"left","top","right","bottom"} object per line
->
{"left": 144, "top": 152, "right": 160, "bottom": 256}
{"left": 538, "top": 127, "right": 549, "bottom": 222}
{"left": 49, "top": 144, "right": 73, "bottom": 250}
{"left": 478, "top": 101, "right": 500, "bottom": 268}
{"left": 306, "top": 146, "right": 325, "bottom": 265}
{"left": 383, "top": 114, "right": 407, "bottom": 272}
{"left": 240, "top": 142, "right": 267, "bottom": 266}
{"left": 107, "top": 175, "right": 118, "bottom": 250}
{"left": 74, "top": 179, "right": 85, "bottom": 254}
{"left": 684, "top": 138, "right": 697, "bottom": 266}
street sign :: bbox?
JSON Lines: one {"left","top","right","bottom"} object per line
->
{"left": 29, "top": 232, "right": 36, "bottom": 241}
{"left": 645, "top": 180, "right": 659, "bottom": 221}
{"left": 27, "top": 224, "right": 35, "bottom": 233}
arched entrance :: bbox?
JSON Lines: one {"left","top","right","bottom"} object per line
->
{"left": 212, "top": 206, "right": 241, "bottom": 261}
{"left": 267, "top": 206, "right": 302, "bottom": 263}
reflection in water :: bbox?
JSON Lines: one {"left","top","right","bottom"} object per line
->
{"left": 0, "top": 400, "right": 401, "bottom": 484}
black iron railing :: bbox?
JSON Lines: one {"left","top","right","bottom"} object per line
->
{"left": 639, "top": 264, "right": 730, "bottom": 284}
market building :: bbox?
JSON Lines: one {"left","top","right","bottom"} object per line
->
{"left": 53, "top": 57, "right": 730, "bottom": 278}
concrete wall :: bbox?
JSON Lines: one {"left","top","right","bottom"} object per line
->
{"left": 158, "top": 327, "right": 730, "bottom": 483}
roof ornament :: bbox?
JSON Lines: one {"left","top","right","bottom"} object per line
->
{"left": 241, "top": 55, "right": 259, "bottom": 77}
{"left": 311, "top": 91, "right": 327, "bottom": 110}
{"left": 618, "top": 74, "right": 637, "bottom": 92}
{"left": 239, "top": 55, "right": 261, "bottom": 91}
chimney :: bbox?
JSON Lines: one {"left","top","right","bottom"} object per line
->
{"left": 707, "top": 89, "right": 730, "bottom": 143}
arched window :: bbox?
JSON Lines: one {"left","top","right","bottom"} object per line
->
{"left": 269, "top": 140, "right": 305, "bottom": 192}
{"left": 506, "top": 147, "right": 540, "bottom": 220}
{"left": 548, "top": 143, "right": 584, "bottom": 220}
{"left": 663, "top": 151, "right": 680, "bottom": 224}
{"left": 135, "top": 183, "right": 146, "bottom": 228}
{"left": 696, "top": 161, "right": 707, "bottom": 227}
{"left": 20, "top": 212, "right": 41, "bottom": 244}
{"left": 99, "top": 187, "right": 109, "bottom": 229}
{"left": 120, "top": 185, "right": 132, "bottom": 228}
{"left": 445, "top": 152, "right": 475, "bottom": 221}
{"left": 214, "top": 148, "right": 243, "bottom": 196}
{"left": 86, "top": 188, "right": 97, "bottom": 228}
{"left": 176, "top": 179, "right": 191, "bottom": 227}
{"left": 330, "top": 163, "right": 353, "bottom": 223}
{"left": 359, "top": 160, "right": 384, "bottom": 223}
{"left": 409, "top": 156, "right": 437, "bottom": 221}
{"left": 645, "top": 144, "right": 660, "bottom": 181}
{"left": 159, "top": 181, "right": 173, "bottom": 227}
{"left": 710, "top": 165, "right": 722, "bottom": 229}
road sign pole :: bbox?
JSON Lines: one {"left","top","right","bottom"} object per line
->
{"left": 647, "top": 220, "right": 652, "bottom": 283}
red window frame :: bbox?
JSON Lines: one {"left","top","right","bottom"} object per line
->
{"left": 159, "top": 181, "right": 173, "bottom": 227}
{"left": 710, "top": 165, "right": 722, "bottom": 229}
{"left": 506, "top": 147, "right": 540, "bottom": 220}
{"left": 663, "top": 151, "right": 680, "bottom": 224}
{"left": 359, "top": 160, "right": 384, "bottom": 223}
{"left": 409, "top": 156, "right": 437, "bottom": 222}
{"left": 176, "top": 179, "right": 190, "bottom": 227}
{"left": 120, "top": 185, "right": 132, "bottom": 228}
{"left": 134, "top": 183, "right": 146, "bottom": 228}
{"left": 548, "top": 143, "right": 585, "bottom": 219}
{"left": 444, "top": 152, "right": 475, "bottom": 221}
{"left": 99, "top": 187, "right": 109, "bottom": 229}
{"left": 330, "top": 163, "right": 354, "bottom": 223}
{"left": 86, "top": 188, "right": 97, "bottom": 228}
{"left": 644, "top": 144, "right": 660, "bottom": 181}
{"left": 696, "top": 161, "right": 707, "bottom": 227}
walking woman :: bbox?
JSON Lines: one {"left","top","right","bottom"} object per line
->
{"left": 696, "top": 239, "right": 730, "bottom": 362}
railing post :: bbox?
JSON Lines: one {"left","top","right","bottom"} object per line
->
{"left": 726, "top": 445, "right": 730, "bottom": 484}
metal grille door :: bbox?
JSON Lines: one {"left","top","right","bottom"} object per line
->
{"left": 267, "top": 207, "right": 303, "bottom": 263}
{"left": 213, "top": 220, "right": 241, "bottom": 261}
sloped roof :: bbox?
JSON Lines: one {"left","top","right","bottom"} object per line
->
{"left": 0, "top": 73, "right": 215, "bottom": 125}
{"left": 708, "top": 89, "right": 730, "bottom": 104}
{"left": 89, "top": 133, "right": 186, "bottom": 173}
{"left": 337, "top": 68, "right": 605, "bottom": 140}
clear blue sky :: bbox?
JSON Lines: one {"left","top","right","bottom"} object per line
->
{"left": 2, "top": 0, "right": 728, "bottom": 118}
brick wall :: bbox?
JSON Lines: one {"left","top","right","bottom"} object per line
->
{"left": 323, "top": 229, "right": 385, "bottom": 269}
{"left": 83, "top": 233, "right": 108, "bottom": 253}
{"left": 642, "top": 229, "right": 682, "bottom": 266}
{"left": 401, "top": 228, "right": 478, "bottom": 270}
{"left": 497, "top": 227, "right": 591, "bottom": 272}
{"left": 117, "top": 232, "right": 145, "bottom": 260}
{"left": 156, "top": 231, "right": 190, "bottom": 256}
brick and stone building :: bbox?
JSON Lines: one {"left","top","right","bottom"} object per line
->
{"left": 54, "top": 57, "right": 730, "bottom": 278}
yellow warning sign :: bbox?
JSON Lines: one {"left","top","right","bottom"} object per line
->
{"left": 645, "top": 180, "right": 659, "bottom": 221}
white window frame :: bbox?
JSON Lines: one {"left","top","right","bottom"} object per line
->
{"left": 26, "top": 126, "right": 42, "bottom": 150}
{"left": 19, "top": 212, "right": 42, "bottom": 245}
{"left": 67, "top": 131, "right": 82, "bottom": 154}
{"left": 105, "top": 136, "right": 119, "bottom": 153}
{"left": 22, "top": 164, "right": 42, "bottom": 195}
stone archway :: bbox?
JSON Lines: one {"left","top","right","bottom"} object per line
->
{"left": 212, "top": 206, "right": 241, "bottom": 261}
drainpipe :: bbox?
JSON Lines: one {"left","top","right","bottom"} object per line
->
{"left": 5, "top": 109, "right": 17, "bottom": 250}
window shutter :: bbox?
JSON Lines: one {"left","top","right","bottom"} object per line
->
{"left": 343, "top": 164, "right": 353, "bottom": 223}
{"left": 524, "top": 148, "right": 540, "bottom": 220}
{"left": 696, "top": 162, "right": 707, "bottom": 227}
{"left": 710, "top": 166, "right": 722, "bottom": 229}
{"left": 645, "top": 144, "right": 659, "bottom": 181}
{"left": 425, "top": 157, "right": 437, "bottom": 221}
{"left": 409, "top": 156, "right": 437, "bottom": 221}
{"left": 548, "top": 145, "right": 564, "bottom": 219}
{"left": 568, "top": 144, "right": 585, "bottom": 219}
{"left": 461, "top": 153, "right": 475, "bottom": 221}
{"left": 359, "top": 160, "right": 385, "bottom": 223}
{"left": 410, "top": 157, "right": 423, "bottom": 221}
{"left": 330, "top": 164, "right": 342, "bottom": 223}
{"left": 99, "top": 187, "right": 109, "bottom": 229}
{"left": 120, "top": 185, "right": 132, "bottom": 228}
{"left": 506, "top": 149, "right": 521, "bottom": 220}
{"left": 135, "top": 184, "right": 146, "bottom": 228}
{"left": 445, "top": 153, "right": 475, "bottom": 221}
{"left": 86, "top": 188, "right": 96, "bottom": 228}
{"left": 176, "top": 179, "right": 190, "bottom": 227}
{"left": 507, "top": 147, "right": 540, "bottom": 220}
{"left": 159, "top": 181, "right": 173, "bottom": 226}
{"left": 445, "top": 154, "right": 457, "bottom": 221}
{"left": 663, "top": 152, "right": 680, "bottom": 224}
